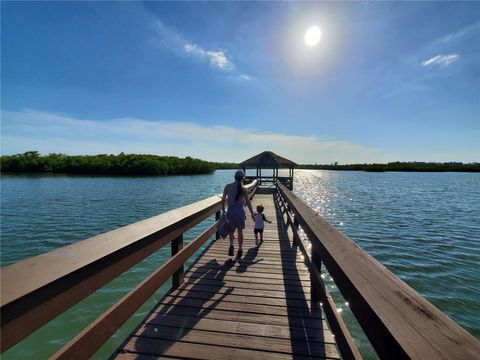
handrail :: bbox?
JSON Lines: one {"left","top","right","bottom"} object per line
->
{"left": 52, "top": 221, "right": 218, "bottom": 360}
{"left": 276, "top": 182, "right": 480, "bottom": 360}
{"left": 0, "top": 180, "right": 257, "bottom": 353}
{"left": 274, "top": 191, "right": 362, "bottom": 360}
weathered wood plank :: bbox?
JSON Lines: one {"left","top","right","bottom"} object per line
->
{"left": 185, "top": 272, "right": 310, "bottom": 287}
{"left": 121, "top": 337, "right": 335, "bottom": 360}
{"left": 130, "top": 325, "right": 339, "bottom": 357}
{"left": 149, "top": 306, "right": 324, "bottom": 329}
{"left": 194, "top": 257, "right": 308, "bottom": 270}
{"left": 176, "top": 283, "right": 310, "bottom": 299}
{"left": 142, "top": 314, "right": 335, "bottom": 342}
{"left": 181, "top": 278, "right": 310, "bottom": 293}
{"left": 186, "top": 266, "right": 310, "bottom": 281}
{"left": 157, "top": 296, "right": 319, "bottom": 318}
{"left": 166, "top": 290, "right": 311, "bottom": 309}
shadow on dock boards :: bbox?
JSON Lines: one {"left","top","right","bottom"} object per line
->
{"left": 127, "top": 258, "right": 236, "bottom": 356}
{"left": 273, "top": 192, "right": 329, "bottom": 359}
{"left": 235, "top": 246, "right": 263, "bottom": 273}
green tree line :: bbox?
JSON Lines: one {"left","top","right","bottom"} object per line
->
{"left": 0, "top": 151, "right": 239, "bottom": 175}
{"left": 299, "top": 161, "right": 480, "bottom": 172}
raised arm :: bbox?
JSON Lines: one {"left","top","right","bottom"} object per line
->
{"left": 242, "top": 187, "right": 255, "bottom": 221}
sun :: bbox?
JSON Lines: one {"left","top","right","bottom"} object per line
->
{"left": 305, "top": 26, "right": 322, "bottom": 47}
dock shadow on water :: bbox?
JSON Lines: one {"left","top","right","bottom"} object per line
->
{"left": 273, "top": 192, "right": 329, "bottom": 359}
{"left": 130, "top": 259, "right": 235, "bottom": 356}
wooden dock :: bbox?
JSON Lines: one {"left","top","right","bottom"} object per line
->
{"left": 114, "top": 189, "right": 340, "bottom": 359}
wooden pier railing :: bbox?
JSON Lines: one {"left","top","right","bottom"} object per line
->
{"left": 0, "top": 181, "right": 257, "bottom": 356}
{"left": 276, "top": 181, "right": 480, "bottom": 360}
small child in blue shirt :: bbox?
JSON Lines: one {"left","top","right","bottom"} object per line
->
{"left": 254, "top": 204, "right": 272, "bottom": 246}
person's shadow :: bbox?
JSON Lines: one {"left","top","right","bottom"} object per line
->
{"left": 235, "top": 246, "right": 263, "bottom": 273}
{"left": 128, "top": 258, "right": 235, "bottom": 355}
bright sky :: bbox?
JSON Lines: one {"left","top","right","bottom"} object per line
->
{"left": 1, "top": 2, "right": 479, "bottom": 164}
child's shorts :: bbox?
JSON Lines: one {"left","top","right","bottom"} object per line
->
{"left": 254, "top": 228, "right": 264, "bottom": 234}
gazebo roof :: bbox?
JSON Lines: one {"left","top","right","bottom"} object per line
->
{"left": 239, "top": 151, "right": 297, "bottom": 168}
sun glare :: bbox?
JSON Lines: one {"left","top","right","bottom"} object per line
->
{"left": 305, "top": 26, "right": 322, "bottom": 47}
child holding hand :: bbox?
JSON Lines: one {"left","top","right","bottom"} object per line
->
{"left": 254, "top": 204, "right": 272, "bottom": 246}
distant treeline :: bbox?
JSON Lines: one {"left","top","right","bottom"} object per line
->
{"left": 0, "top": 151, "right": 237, "bottom": 175}
{"left": 299, "top": 162, "right": 480, "bottom": 172}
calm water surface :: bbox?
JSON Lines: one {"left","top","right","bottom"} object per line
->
{"left": 1, "top": 170, "right": 479, "bottom": 358}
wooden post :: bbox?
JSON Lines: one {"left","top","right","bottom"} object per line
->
{"left": 215, "top": 210, "right": 221, "bottom": 240}
{"left": 171, "top": 235, "right": 184, "bottom": 289}
{"left": 293, "top": 216, "right": 299, "bottom": 246}
{"left": 311, "top": 243, "right": 322, "bottom": 302}
{"left": 291, "top": 167, "right": 294, "bottom": 190}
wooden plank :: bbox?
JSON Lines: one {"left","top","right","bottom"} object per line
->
{"left": 130, "top": 325, "right": 339, "bottom": 358}
{"left": 185, "top": 272, "right": 310, "bottom": 287}
{"left": 198, "top": 253, "right": 304, "bottom": 265}
{"left": 156, "top": 296, "right": 319, "bottom": 319}
{"left": 166, "top": 290, "right": 311, "bottom": 309}
{"left": 175, "top": 283, "right": 310, "bottom": 299}
{"left": 186, "top": 266, "right": 310, "bottom": 281}
{"left": 193, "top": 259, "right": 308, "bottom": 273}
{"left": 116, "top": 354, "right": 185, "bottom": 360}
{"left": 192, "top": 249, "right": 298, "bottom": 261}
{"left": 142, "top": 314, "right": 335, "bottom": 342}
{"left": 121, "top": 337, "right": 332, "bottom": 360}
{"left": 149, "top": 306, "right": 324, "bottom": 329}
{"left": 182, "top": 278, "right": 310, "bottom": 294}
{"left": 278, "top": 182, "right": 480, "bottom": 360}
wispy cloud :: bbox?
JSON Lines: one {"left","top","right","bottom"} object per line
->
{"left": 1, "top": 109, "right": 387, "bottom": 164}
{"left": 434, "top": 20, "right": 480, "bottom": 46}
{"left": 153, "top": 19, "right": 242, "bottom": 74}
{"left": 238, "top": 74, "right": 251, "bottom": 81}
{"left": 184, "top": 43, "right": 234, "bottom": 70}
{"left": 422, "top": 54, "right": 460, "bottom": 67}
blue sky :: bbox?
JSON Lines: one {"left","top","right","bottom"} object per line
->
{"left": 1, "top": 1, "right": 479, "bottom": 163}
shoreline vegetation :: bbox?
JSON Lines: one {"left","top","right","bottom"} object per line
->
{"left": 299, "top": 162, "right": 480, "bottom": 172}
{"left": 0, "top": 152, "right": 235, "bottom": 176}
{"left": 0, "top": 152, "right": 478, "bottom": 175}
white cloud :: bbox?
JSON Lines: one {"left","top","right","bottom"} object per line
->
{"left": 239, "top": 74, "right": 251, "bottom": 81}
{"left": 0, "top": 109, "right": 389, "bottom": 164}
{"left": 184, "top": 43, "right": 234, "bottom": 70}
{"left": 152, "top": 19, "right": 243, "bottom": 74}
{"left": 422, "top": 54, "right": 459, "bottom": 67}
{"left": 434, "top": 20, "right": 480, "bottom": 46}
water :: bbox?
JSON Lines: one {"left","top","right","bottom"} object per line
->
{"left": 293, "top": 170, "right": 480, "bottom": 358}
{"left": 1, "top": 170, "right": 479, "bottom": 358}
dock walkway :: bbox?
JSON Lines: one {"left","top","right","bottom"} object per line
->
{"left": 114, "top": 189, "right": 340, "bottom": 359}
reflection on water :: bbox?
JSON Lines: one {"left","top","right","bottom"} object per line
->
{"left": 294, "top": 169, "right": 480, "bottom": 358}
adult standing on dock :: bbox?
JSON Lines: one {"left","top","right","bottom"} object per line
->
{"left": 222, "top": 169, "right": 255, "bottom": 258}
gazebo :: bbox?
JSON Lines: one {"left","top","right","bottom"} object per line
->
{"left": 239, "top": 151, "right": 297, "bottom": 190}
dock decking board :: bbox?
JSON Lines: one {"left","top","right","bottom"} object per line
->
{"left": 114, "top": 192, "right": 340, "bottom": 359}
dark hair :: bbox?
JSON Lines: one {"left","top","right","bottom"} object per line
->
{"left": 235, "top": 177, "right": 243, "bottom": 201}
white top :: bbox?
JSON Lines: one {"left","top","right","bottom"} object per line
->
{"left": 254, "top": 213, "right": 266, "bottom": 229}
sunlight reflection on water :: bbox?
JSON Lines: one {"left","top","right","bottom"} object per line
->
{"left": 293, "top": 169, "right": 480, "bottom": 359}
